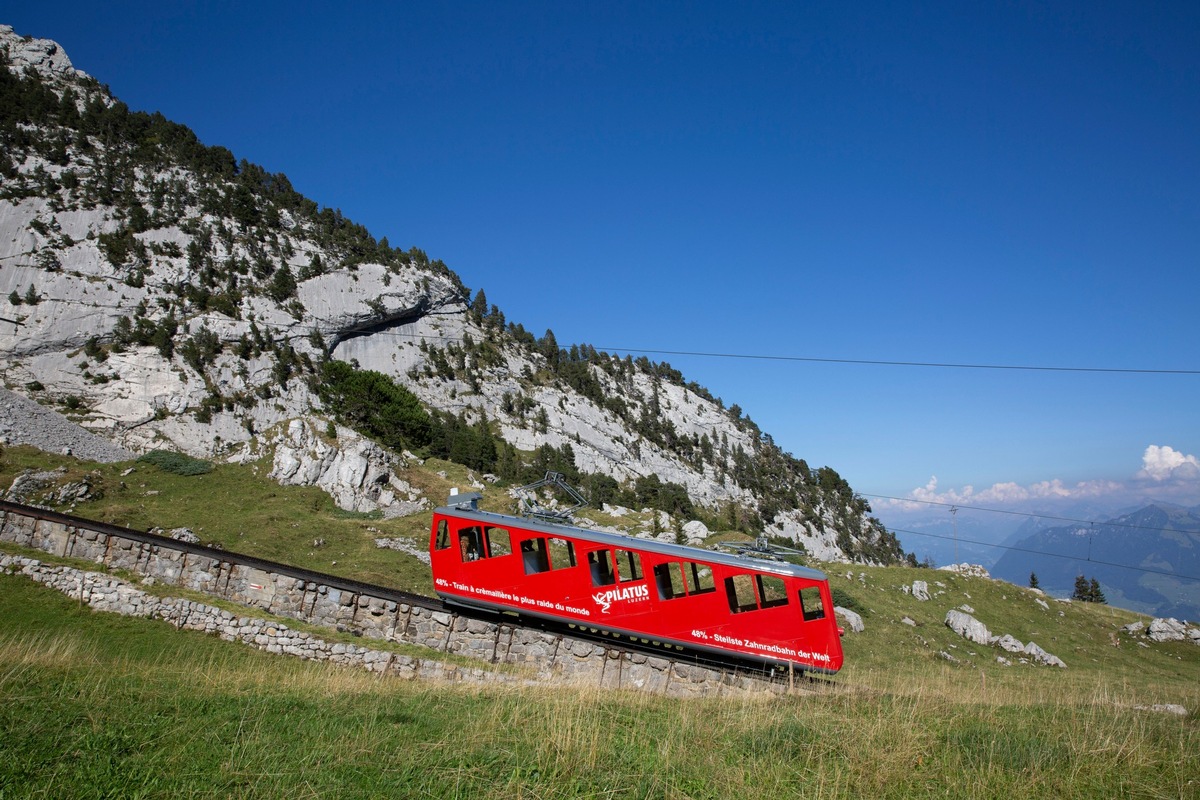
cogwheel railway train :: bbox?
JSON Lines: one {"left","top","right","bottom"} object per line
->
{"left": 429, "top": 489, "right": 844, "bottom": 674}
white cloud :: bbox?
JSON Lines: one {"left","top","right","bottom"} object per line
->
{"left": 1137, "top": 445, "right": 1200, "bottom": 481}
{"left": 884, "top": 444, "right": 1198, "bottom": 513}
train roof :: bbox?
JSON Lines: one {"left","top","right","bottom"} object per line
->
{"left": 434, "top": 497, "right": 830, "bottom": 582}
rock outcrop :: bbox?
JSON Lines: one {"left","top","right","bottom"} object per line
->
{"left": 944, "top": 609, "right": 1066, "bottom": 667}
{"left": 834, "top": 606, "right": 864, "bottom": 633}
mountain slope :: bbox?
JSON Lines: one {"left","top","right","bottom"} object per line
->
{"left": 0, "top": 24, "right": 904, "bottom": 564}
{"left": 991, "top": 503, "right": 1200, "bottom": 619}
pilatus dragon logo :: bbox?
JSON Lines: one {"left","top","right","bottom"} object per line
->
{"left": 592, "top": 584, "right": 650, "bottom": 613}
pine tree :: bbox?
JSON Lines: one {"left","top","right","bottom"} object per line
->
{"left": 1029, "top": 572, "right": 1040, "bottom": 590}
{"left": 470, "top": 289, "right": 487, "bottom": 323}
{"left": 1072, "top": 574, "right": 1106, "bottom": 603}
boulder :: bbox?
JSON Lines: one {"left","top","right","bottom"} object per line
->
{"left": 945, "top": 609, "right": 991, "bottom": 645}
{"left": 939, "top": 563, "right": 991, "bottom": 578}
{"left": 681, "top": 519, "right": 710, "bottom": 546}
{"left": 992, "top": 634, "right": 1026, "bottom": 653}
{"left": 1148, "top": 618, "right": 1189, "bottom": 643}
{"left": 1023, "top": 641, "right": 1066, "bottom": 668}
{"left": 911, "top": 581, "right": 930, "bottom": 601}
{"left": 834, "top": 606, "right": 864, "bottom": 633}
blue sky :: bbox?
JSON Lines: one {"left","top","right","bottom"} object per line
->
{"left": 5, "top": 2, "right": 1198, "bottom": 525}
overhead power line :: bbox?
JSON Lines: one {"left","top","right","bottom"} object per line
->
{"left": 588, "top": 347, "right": 1200, "bottom": 375}
{"left": 345, "top": 330, "right": 1200, "bottom": 375}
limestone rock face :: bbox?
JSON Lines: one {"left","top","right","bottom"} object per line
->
{"left": 765, "top": 510, "right": 848, "bottom": 563}
{"left": 0, "top": 25, "right": 80, "bottom": 81}
{"left": 681, "top": 520, "right": 710, "bottom": 546}
{"left": 0, "top": 25, "right": 906, "bottom": 563}
{"left": 261, "top": 419, "right": 423, "bottom": 514}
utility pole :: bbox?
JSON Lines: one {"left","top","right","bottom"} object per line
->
{"left": 950, "top": 505, "right": 959, "bottom": 565}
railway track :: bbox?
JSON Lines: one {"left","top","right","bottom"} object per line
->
{"left": 0, "top": 499, "right": 830, "bottom": 689}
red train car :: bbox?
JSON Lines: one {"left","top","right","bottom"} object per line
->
{"left": 429, "top": 491, "right": 844, "bottom": 674}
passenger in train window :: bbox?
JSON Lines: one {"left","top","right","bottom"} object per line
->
{"left": 459, "top": 529, "right": 481, "bottom": 561}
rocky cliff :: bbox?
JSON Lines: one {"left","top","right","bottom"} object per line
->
{"left": 0, "top": 24, "right": 905, "bottom": 564}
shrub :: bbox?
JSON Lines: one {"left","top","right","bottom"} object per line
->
{"left": 137, "top": 449, "right": 213, "bottom": 476}
{"left": 831, "top": 588, "right": 866, "bottom": 616}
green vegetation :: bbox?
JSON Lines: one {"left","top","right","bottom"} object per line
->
{"left": 1073, "top": 574, "right": 1107, "bottom": 604}
{"left": 319, "top": 360, "right": 435, "bottom": 452}
{"left": 1, "top": 563, "right": 1196, "bottom": 798}
{"left": 0, "top": 445, "right": 438, "bottom": 594}
{"left": 137, "top": 448, "right": 213, "bottom": 476}
{"left": 0, "top": 446, "right": 1198, "bottom": 797}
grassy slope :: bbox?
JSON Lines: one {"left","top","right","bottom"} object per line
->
{"left": 2, "top": 446, "right": 1199, "bottom": 797}
{"left": 2, "top": 574, "right": 1197, "bottom": 798}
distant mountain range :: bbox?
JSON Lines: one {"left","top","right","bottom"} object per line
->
{"left": 990, "top": 504, "right": 1200, "bottom": 621}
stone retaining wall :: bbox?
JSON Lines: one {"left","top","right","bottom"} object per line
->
{"left": 0, "top": 505, "right": 792, "bottom": 697}
{"left": 0, "top": 553, "right": 520, "bottom": 685}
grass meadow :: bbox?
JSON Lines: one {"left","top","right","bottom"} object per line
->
{"left": 1, "top": 445, "right": 1198, "bottom": 797}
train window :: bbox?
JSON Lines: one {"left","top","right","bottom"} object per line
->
{"left": 485, "top": 527, "right": 512, "bottom": 558}
{"left": 654, "top": 563, "right": 687, "bottom": 600}
{"left": 615, "top": 549, "right": 642, "bottom": 582}
{"left": 759, "top": 575, "right": 789, "bottom": 609}
{"left": 725, "top": 574, "right": 759, "bottom": 613}
{"left": 685, "top": 562, "right": 716, "bottom": 595}
{"left": 458, "top": 527, "right": 484, "bottom": 562}
{"left": 435, "top": 519, "right": 450, "bottom": 550}
{"left": 521, "top": 538, "right": 550, "bottom": 574}
{"left": 548, "top": 538, "right": 576, "bottom": 571}
{"left": 588, "top": 550, "right": 616, "bottom": 587}
{"left": 799, "top": 586, "right": 825, "bottom": 621}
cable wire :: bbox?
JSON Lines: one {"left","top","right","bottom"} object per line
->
{"left": 890, "top": 526, "right": 1200, "bottom": 584}
{"left": 587, "top": 347, "right": 1200, "bottom": 375}
{"left": 343, "top": 330, "right": 1200, "bottom": 376}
